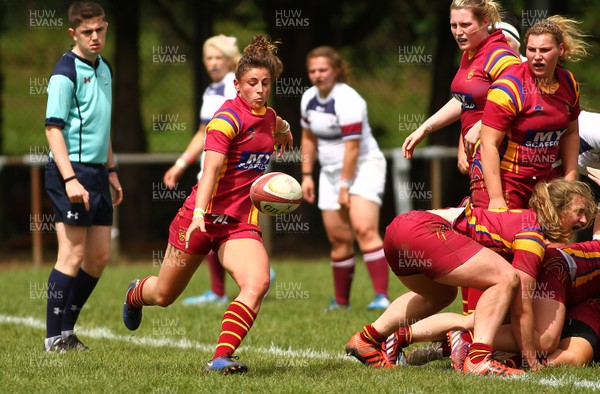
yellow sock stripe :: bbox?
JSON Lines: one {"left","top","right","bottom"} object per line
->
{"left": 362, "top": 326, "right": 377, "bottom": 344}
{"left": 406, "top": 326, "right": 413, "bottom": 344}
{"left": 468, "top": 347, "right": 489, "bottom": 360}
{"left": 231, "top": 300, "right": 255, "bottom": 323}
{"left": 220, "top": 330, "right": 242, "bottom": 342}
{"left": 216, "top": 342, "right": 236, "bottom": 351}
{"left": 224, "top": 311, "right": 251, "bottom": 330}
{"left": 222, "top": 318, "right": 250, "bottom": 332}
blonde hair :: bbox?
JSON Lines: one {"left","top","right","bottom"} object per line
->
{"left": 203, "top": 35, "right": 241, "bottom": 68}
{"left": 306, "top": 46, "right": 350, "bottom": 83}
{"left": 236, "top": 35, "right": 283, "bottom": 80}
{"left": 525, "top": 16, "right": 589, "bottom": 62}
{"left": 529, "top": 179, "right": 597, "bottom": 243}
{"left": 450, "top": 0, "right": 503, "bottom": 29}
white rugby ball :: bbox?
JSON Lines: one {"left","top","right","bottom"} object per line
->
{"left": 250, "top": 172, "right": 303, "bottom": 216}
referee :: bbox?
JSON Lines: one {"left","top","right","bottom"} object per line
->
{"left": 43, "top": 1, "right": 122, "bottom": 352}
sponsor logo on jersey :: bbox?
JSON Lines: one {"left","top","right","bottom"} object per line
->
{"left": 451, "top": 91, "right": 476, "bottom": 110}
{"left": 523, "top": 128, "right": 567, "bottom": 148}
{"left": 236, "top": 151, "right": 272, "bottom": 172}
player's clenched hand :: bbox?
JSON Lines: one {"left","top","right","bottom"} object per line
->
{"left": 185, "top": 217, "right": 206, "bottom": 250}
{"left": 109, "top": 173, "right": 123, "bottom": 206}
{"left": 66, "top": 180, "right": 90, "bottom": 212}
{"left": 338, "top": 187, "right": 350, "bottom": 209}
{"left": 301, "top": 176, "right": 315, "bottom": 204}
{"left": 463, "top": 120, "right": 481, "bottom": 157}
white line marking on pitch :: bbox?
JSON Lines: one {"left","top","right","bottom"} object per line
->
{"left": 2, "top": 313, "right": 600, "bottom": 391}
{"left": 0, "top": 314, "right": 344, "bottom": 360}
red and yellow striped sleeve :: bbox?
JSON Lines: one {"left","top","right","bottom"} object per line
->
{"left": 484, "top": 47, "right": 521, "bottom": 80}
{"left": 206, "top": 109, "right": 241, "bottom": 140}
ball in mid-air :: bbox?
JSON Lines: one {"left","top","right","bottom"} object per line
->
{"left": 250, "top": 172, "right": 303, "bottom": 216}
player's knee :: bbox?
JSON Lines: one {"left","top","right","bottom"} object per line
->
{"left": 500, "top": 268, "right": 521, "bottom": 292}
{"left": 154, "top": 290, "right": 177, "bottom": 307}
{"left": 352, "top": 223, "right": 376, "bottom": 241}
{"left": 241, "top": 277, "right": 270, "bottom": 301}
{"left": 538, "top": 333, "right": 560, "bottom": 353}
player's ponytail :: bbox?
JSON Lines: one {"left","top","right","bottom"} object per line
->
{"left": 525, "top": 16, "right": 589, "bottom": 62}
{"left": 236, "top": 35, "right": 283, "bottom": 80}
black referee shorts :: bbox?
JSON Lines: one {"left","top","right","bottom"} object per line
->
{"left": 45, "top": 159, "right": 113, "bottom": 227}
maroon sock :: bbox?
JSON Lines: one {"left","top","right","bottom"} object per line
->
{"left": 462, "top": 330, "right": 474, "bottom": 344}
{"left": 467, "top": 342, "right": 493, "bottom": 364}
{"left": 460, "top": 287, "right": 469, "bottom": 315}
{"left": 363, "top": 248, "right": 389, "bottom": 296}
{"left": 503, "top": 353, "right": 524, "bottom": 369}
{"left": 213, "top": 300, "right": 256, "bottom": 359}
{"left": 396, "top": 326, "right": 413, "bottom": 348}
{"left": 331, "top": 256, "right": 354, "bottom": 306}
{"left": 441, "top": 340, "right": 451, "bottom": 357}
{"left": 127, "top": 276, "right": 151, "bottom": 308}
{"left": 360, "top": 324, "right": 387, "bottom": 345}
{"left": 206, "top": 250, "right": 225, "bottom": 297}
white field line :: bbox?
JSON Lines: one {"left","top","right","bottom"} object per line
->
{"left": 0, "top": 314, "right": 344, "bottom": 360}
{"left": 2, "top": 313, "right": 600, "bottom": 391}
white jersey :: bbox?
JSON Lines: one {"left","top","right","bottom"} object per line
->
{"left": 199, "top": 72, "right": 237, "bottom": 125}
{"left": 578, "top": 110, "right": 600, "bottom": 174}
{"left": 300, "top": 83, "right": 383, "bottom": 169}
{"left": 196, "top": 72, "right": 237, "bottom": 179}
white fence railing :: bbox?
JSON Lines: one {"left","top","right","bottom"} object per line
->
{"left": 0, "top": 146, "right": 459, "bottom": 265}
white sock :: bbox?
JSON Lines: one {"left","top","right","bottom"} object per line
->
{"left": 44, "top": 335, "right": 62, "bottom": 351}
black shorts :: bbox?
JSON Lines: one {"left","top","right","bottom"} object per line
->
{"left": 45, "top": 160, "right": 113, "bottom": 227}
{"left": 560, "top": 318, "right": 598, "bottom": 351}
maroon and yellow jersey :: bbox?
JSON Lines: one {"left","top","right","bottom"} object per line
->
{"left": 184, "top": 95, "right": 276, "bottom": 225}
{"left": 480, "top": 61, "right": 580, "bottom": 179}
{"left": 451, "top": 30, "right": 520, "bottom": 142}
{"left": 541, "top": 241, "right": 600, "bottom": 305}
{"left": 454, "top": 203, "right": 546, "bottom": 278}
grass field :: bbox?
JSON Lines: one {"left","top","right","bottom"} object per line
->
{"left": 1, "top": 259, "right": 599, "bottom": 393}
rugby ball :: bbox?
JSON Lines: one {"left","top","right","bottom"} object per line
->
{"left": 250, "top": 172, "right": 303, "bottom": 216}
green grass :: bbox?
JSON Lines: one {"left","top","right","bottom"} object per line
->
{"left": 1, "top": 259, "right": 599, "bottom": 393}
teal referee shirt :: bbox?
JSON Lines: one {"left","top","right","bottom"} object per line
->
{"left": 45, "top": 50, "right": 112, "bottom": 164}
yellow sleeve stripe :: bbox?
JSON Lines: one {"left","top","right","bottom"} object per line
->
{"left": 207, "top": 117, "right": 237, "bottom": 140}
{"left": 562, "top": 69, "right": 580, "bottom": 103}
{"left": 488, "top": 75, "right": 524, "bottom": 114}
{"left": 485, "top": 49, "right": 521, "bottom": 80}
{"left": 514, "top": 238, "right": 546, "bottom": 259}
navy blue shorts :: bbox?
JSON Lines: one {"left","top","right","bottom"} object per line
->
{"left": 45, "top": 160, "right": 113, "bottom": 227}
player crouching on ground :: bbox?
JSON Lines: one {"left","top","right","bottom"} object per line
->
{"left": 345, "top": 179, "right": 595, "bottom": 376}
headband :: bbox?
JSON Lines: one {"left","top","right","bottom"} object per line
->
{"left": 496, "top": 21, "right": 520, "bottom": 42}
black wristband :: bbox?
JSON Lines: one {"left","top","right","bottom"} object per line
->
{"left": 302, "top": 172, "right": 312, "bottom": 176}
{"left": 64, "top": 175, "right": 77, "bottom": 183}
{"left": 107, "top": 166, "right": 119, "bottom": 174}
